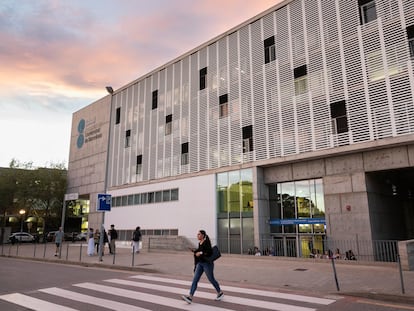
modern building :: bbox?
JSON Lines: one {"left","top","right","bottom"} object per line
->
{"left": 67, "top": 0, "right": 414, "bottom": 257}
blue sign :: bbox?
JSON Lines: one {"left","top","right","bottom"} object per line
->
{"left": 97, "top": 194, "right": 112, "bottom": 212}
{"left": 269, "top": 218, "right": 326, "bottom": 225}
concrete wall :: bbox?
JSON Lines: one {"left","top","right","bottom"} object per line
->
{"left": 67, "top": 95, "right": 111, "bottom": 230}
{"left": 262, "top": 144, "right": 414, "bottom": 241}
{"left": 104, "top": 174, "right": 217, "bottom": 241}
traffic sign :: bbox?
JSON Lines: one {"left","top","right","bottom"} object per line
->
{"left": 97, "top": 193, "right": 112, "bottom": 211}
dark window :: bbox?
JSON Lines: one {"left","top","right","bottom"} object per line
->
{"left": 294, "top": 65, "right": 308, "bottom": 95}
{"left": 121, "top": 195, "right": 128, "bottom": 206}
{"left": 219, "top": 94, "right": 229, "bottom": 118}
{"left": 242, "top": 125, "right": 253, "bottom": 153}
{"left": 199, "top": 67, "right": 207, "bottom": 90}
{"left": 407, "top": 25, "right": 414, "bottom": 58}
{"left": 181, "top": 142, "right": 189, "bottom": 165}
{"left": 125, "top": 129, "right": 131, "bottom": 148}
{"left": 162, "top": 190, "right": 171, "bottom": 201}
{"left": 127, "top": 195, "right": 134, "bottom": 205}
{"left": 115, "top": 107, "right": 121, "bottom": 124}
{"left": 330, "top": 100, "right": 348, "bottom": 134}
{"left": 264, "top": 36, "right": 276, "bottom": 64}
{"left": 171, "top": 188, "right": 179, "bottom": 200}
{"left": 152, "top": 90, "right": 158, "bottom": 109}
{"left": 148, "top": 192, "right": 154, "bottom": 203}
{"left": 136, "top": 155, "right": 142, "bottom": 174}
{"left": 165, "top": 114, "right": 172, "bottom": 135}
{"left": 359, "top": 0, "right": 377, "bottom": 25}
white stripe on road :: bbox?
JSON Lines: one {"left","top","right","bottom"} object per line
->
{"left": 0, "top": 293, "right": 78, "bottom": 311}
{"left": 106, "top": 278, "right": 316, "bottom": 311}
{"left": 131, "top": 275, "right": 335, "bottom": 305}
{"left": 38, "top": 287, "right": 150, "bottom": 311}
{"left": 74, "top": 282, "right": 234, "bottom": 311}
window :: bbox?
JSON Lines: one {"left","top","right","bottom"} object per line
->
{"left": 359, "top": 0, "right": 377, "bottom": 25}
{"left": 125, "top": 129, "right": 131, "bottom": 148}
{"left": 407, "top": 25, "right": 414, "bottom": 59}
{"left": 171, "top": 188, "right": 179, "bottom": 200}
{"left": 136, "top": 155, "right": 142, "bottom": 174}
{"left": 242, "top": 125, "right": 253, "bottom": 153}
{"left": 165, "top": 114, "right": 172, "bottom": 135}
{"left": 264, "top": 36, "right": 276, "bottom": 64}
{"left": 181, "top": 142, "right": 189, "bottom": 165}
{"left": 330, "top": 100, "right": 348, "bottom": 134}
{"left": 199, "top": 67, "right": 207, "bottom": 90}
{"left": 219, "top": 94, "right": 229, "bottom": 118}
{"left": 115, "top": 107, "right": 121, "bottom": 124}
{"left": 294, "top": 65, "right": 308, "bottom": 95}
{"left": 152, "top": 90, "right": 158, "bottom": 109}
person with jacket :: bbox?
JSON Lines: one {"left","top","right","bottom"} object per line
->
{"left": 182, "top": 230, "right": 224, "bottom": 304}
{"left": 108, "top": 224, "right": 118, "bottom": 254}
{"left": 131, "top": 226, "right": 142, "bottom": 253}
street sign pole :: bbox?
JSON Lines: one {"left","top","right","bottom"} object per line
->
{"left": 97, "top": 193, "right": 111, "bottom": 262}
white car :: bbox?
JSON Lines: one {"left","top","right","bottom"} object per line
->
{"left": 9, "top": 232, "right": 35, "bottom": 243}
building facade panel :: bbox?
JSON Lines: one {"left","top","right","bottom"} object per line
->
{"left": 68, "top": 0, "right": 414, "bottom": 258}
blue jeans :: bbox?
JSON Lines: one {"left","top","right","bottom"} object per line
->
{"left": 190, "top": 261, "right": 221, "bottom": 296}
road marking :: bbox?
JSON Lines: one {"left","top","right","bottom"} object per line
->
{"left": 75, "top": 282, "right": 236, "bottom": 311}
{"left": 106, "top": 278, "right": 317, "bottom": 311}
{"left": 39, "top": 287, "right": 150, "bottom": 311}
{"left": 0, "top": 293, "right": 78, "bottom": 311}
{"left": 131, "top": 275, "right": 335, "bottom": 305}
{"left": 357, "top": 299, "right": 414, "bottom": 310}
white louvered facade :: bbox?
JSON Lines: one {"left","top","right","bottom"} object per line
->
{"left": 68, "top": 0, "right": 414, "bottom": 251}
{"left": 106, "top": 0, "right": 414, "bottom": 188}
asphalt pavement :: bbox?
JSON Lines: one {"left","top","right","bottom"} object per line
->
{"left": 2, "top": 241, "right": 414, "bottom": 305}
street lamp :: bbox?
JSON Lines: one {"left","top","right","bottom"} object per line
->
{"left": 19, "top": 209, "right": 26, "bottom": 233}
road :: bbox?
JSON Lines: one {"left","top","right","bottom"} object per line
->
{"left": 0, "top": 257, "right": 413, "bottom": 311}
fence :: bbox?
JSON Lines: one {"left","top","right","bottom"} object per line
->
{"left": 216, "top": 237, "right": 399, "bottom": 263}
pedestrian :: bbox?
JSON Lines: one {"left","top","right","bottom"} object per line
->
{"left": 131, "top": 226, "right": 142, "bottom": 253}
{"left": 87, "top": 228, "right": 94, "bottom": 256}
{"left": 108, "top": 224, "right": 118, "bottom": 254}
{"left": 94, "top": 229, "right": 100, "bottom": 254}
{"left": 54, "top": 227, "right": 64, "bottom": 257}
{"left": 182, "top": 230, "right": 224, "bottom": 304}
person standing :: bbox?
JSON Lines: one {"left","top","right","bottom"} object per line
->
{"left": 54, "top": 227, "right": 64, "bottom": 257}
{"left": 87, "top": 228, "right": 94, "bottom": 256}
{"left": 94, "top": 229, "right": 100, "bottom": 254}
{"left": 108, "top": 224, "right": 118, "bottom": 254}
{"left": 131, "top": 226, "right": 142, "bottom": 253}
{"left": 182, "top": 230, "right": 224, "bottom": 304}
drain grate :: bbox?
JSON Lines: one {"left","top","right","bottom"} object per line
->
{"left": 294, "top": 268, "right": 308, "bottom": 271}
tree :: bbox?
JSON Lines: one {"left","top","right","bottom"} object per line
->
{"left": 0, "top": 160, "right": 67, "bottom": 243}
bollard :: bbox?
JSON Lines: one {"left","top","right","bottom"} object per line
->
{"left": 113, "top": 249, "right": 116, "bottom": 265}
{"left": 33, "top": 243, "right": 36, "bottom": 258}
{"left": 43, "top": 242, "right": 47, "bottom": 258}
{"left": 79, "top": 243, "right": 83, "bottom": 262}
{"left": 330, "top": 257, "right": 340, "bottom": 291}
{"left": 66, "top": 243, "right": 69, "bottom": 260}
{"left": 132, "top": 245, "right": 135, "bottom": 266}
{"left": 397, "top": 254, "right": 405, "bottom": 294}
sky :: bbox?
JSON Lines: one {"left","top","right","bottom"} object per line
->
{"left": 0, "top": 0, "right": 281, "bottom": 168}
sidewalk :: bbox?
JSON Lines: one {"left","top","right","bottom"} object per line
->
{"left": 2, "top": 242, "right": 414, "bottom": 304}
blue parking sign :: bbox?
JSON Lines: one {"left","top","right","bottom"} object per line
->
{"left": 97, "top": 194, "right": 112, "bottom": 211}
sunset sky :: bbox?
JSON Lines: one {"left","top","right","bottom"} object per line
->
{"left": 0, "top": 0, "right": 281, "bottom": 168}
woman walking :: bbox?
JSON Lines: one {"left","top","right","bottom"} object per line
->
{"left": 182, "top": 230, "right": 224, "bottom": 304}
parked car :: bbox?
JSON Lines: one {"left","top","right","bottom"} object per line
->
{"left": 9, "top": 232, "right": 35, "bottom": 244}
{"left": 45, "top": 231, "right": 56, "bottom": 242}
{"left": 64, "top": 232, "right": 79, "bottom": 241}
{"left": 75, "top": 232, "right": 87, "bottom": 241}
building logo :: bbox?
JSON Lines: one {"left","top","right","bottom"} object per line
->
{"left": 77, "top": 119, "right": 86, "bottom": 149}
{"left": 76, "top": 117, "right": 102, "bottom": 149}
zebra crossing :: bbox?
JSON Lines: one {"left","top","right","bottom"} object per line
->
{"left": 0, "top": 274, "right": 338, "bottom": 311}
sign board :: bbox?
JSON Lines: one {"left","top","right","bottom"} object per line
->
{"left": 64, "top": 193, "right": 79, "bottom": 201}
{"left": 97, "top": 193, "right": 112, "bottom": 212}
{"left": 269, "top": 218, "right": 326, "bottom": 225}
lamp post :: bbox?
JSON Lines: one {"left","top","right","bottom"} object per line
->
{"left": 19, "top": 209, "right": 26, "bottom": 233}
